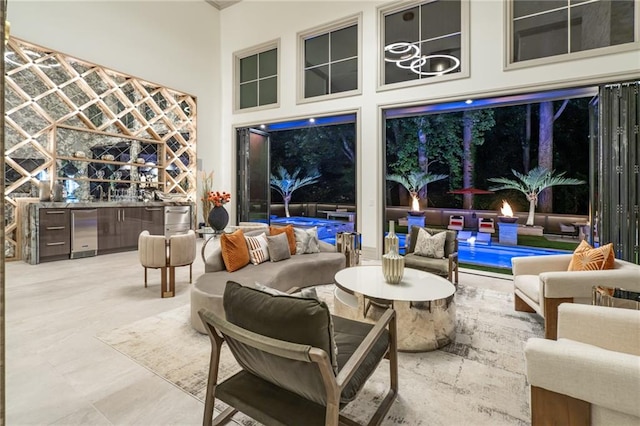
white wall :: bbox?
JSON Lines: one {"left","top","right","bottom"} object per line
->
{"left": 219, "top": 0, "right": 640, "bottom": 257}
{"left": 9, "top": 0, "right": 222, "bottom": 222}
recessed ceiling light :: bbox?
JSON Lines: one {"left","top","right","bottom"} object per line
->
{"left": 309, "top": 118, "right": 315, "bottom": 123}
{"left": 260, "top": 124, "right": 266, "bottom": 129}
{"left": 465, "top": 99, "right": 473, "bottom": 104}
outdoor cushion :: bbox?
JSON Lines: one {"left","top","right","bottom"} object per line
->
{"left": 408, "top": 226, "right": 456, "bottom": 257}
{"left": 220, "top": 230, "right": 250, "bottom": 272}
{"left": 269, "top": 225, "right": 297, "bottom": 255}
{"left": 223, "top": 281, "right": 338, "bottom": 404}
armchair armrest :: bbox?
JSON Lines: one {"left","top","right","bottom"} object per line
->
{"left": 557, "top": 304, "right": 640, "bottom": 355}
{"left": 525, "top": 337, "right": 640, "bottom": 418}
{"left": 541, "top": 269, "right": 640, "bottom": 299}
{"left": 512, "top": 254, "right": 572, "bottom": 276}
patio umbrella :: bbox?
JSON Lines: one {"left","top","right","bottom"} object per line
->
{"left": 448, "top": 187, "right": 494, "bottom": 195}
{"left": 448, "top": 187, "right": 494, "bottom": 210}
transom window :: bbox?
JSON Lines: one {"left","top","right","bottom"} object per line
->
{"left": 302, "top": 23, "right": 359, "bottom": 99}
{"left": 237, "top": 47, "right": 278, "bottom": 110}
{"left": 511, "top": 0, "right": 636, "bottom": 63}
{"left": 382, "top": 0, "right": 463, "bottom": 86}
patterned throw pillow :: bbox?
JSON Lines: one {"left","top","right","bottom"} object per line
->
{"left": 269, "top": 225, "right": 297, "bottom": 255}
{"left": 294, "top": 227, "right": 320, "bottom": 254}
{"left": 220, "top": 230, "right": 250, "bottom": 272}
{"left": 266, "top": 232, "right": 292, "bottom": 262}
{"left": 568, "top": 240, "right": 615, "bottom": 271}
{"left": 245, "top": 232, "right": 270, "bottom": 265}
{"left": 414, "top": 228, "right": 447, "bottom": 258}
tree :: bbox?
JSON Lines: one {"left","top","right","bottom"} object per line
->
{"left": 270, "top": 166, "right": 321, "bottom": 217}
{"left": 488, "top": 167, "right": 585, "bottom": 226}
{"left": 537, "top": 100, "right": 569, "bottom": 212}
{"left": 386, "top": 171, "right": 448, "bottom": 211}
{"left": 461, "top": 110, "right": 495, "bottom": 209}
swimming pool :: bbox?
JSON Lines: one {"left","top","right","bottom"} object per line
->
{"left": 392, "top": 233, "right": 569, "bottom": 269}
{"left": 270, "top": 216, "right": 355, "bottom": 240}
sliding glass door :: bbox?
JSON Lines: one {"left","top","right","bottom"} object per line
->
{"left": 236, "top": 128, "right": 270, "bottom": 223}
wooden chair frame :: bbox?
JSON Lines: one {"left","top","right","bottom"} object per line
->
{"left": 198, "top": 307, "right": 398, "bottom": 426}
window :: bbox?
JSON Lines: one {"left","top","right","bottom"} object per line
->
{"left": 510, "top": 0, "right": 636, "bottom": 64}
{"left": 381, "top": 0, "right": 465, "bottom": 86}
{"left": 236, "top": 44, "right": 278, "bottom": 110}
{"left": 300, "top": 17, "right": 360, "bottom": 100}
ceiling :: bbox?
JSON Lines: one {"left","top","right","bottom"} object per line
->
{"left": 205, "top": 0, "right": 240, "bottom": 10}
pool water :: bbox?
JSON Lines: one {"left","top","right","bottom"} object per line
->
{"left": 270, "top": 216, "right": 354, "bottom": 241}
{"left": 392, "top": 233, "right": 569, "bottom": 269}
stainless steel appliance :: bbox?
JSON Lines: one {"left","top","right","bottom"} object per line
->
{"left": 164, "top": 205, "right": 191, "bottom": 238}
{"left": 71, "top": 209, "right": 98, "bottom": 259}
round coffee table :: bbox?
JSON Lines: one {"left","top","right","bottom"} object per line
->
{"left": 334, "top": 265, "right": 456, "bottom": 352}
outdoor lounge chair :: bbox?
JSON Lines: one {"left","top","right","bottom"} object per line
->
{"left": 447, "top": 215, "right": 464, "bottom": 231}
{"left": 198, "top": 281, "right": 398, "bottom": 426}
{"left": 478, "top": 217, "right": 496, "bottom": 233}
{"left": 559, "top": 223, "right": 577, "bottom": 238}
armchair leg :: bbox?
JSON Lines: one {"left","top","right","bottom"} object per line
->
{"left": 515, "top": 294, "right": 536, "bottom": 313}
{"left": 543, "top": 297, "right": 573, "bottom": 340}
{"left": 189, "top": 264, "right": 193, "bottom": 283}
{"left": 144, "top": 267, "right": 148, "bottom": 288}
{"left": 531, "top": 386, "right": 590, "bottom": 426}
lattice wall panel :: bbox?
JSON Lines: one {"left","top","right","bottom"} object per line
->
{"left": 4, "top": 37, "right": 198, "bottom": 260}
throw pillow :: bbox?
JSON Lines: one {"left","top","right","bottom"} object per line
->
{"left": 269, "top": 225, "right": 297, "bottom": 255}
{"left": 568, "top": 240, "right": 615, "bottom": 271}
{"left": 294, "top": 226, "right": 321, "bottom": 254}
{"left": 245, "top": 232, "right": 270, "bottom": 265}
{"left": 220, "top": 230, "right": 250, "bottom": 272}
{"left": 414, "top": 228, "right": 447, "bottom": 258}
{"left": 266, "top": 232, "right": 292, "bottom": 262}
{"left": 254, "top": 282, "right": 319, "bottom": 300}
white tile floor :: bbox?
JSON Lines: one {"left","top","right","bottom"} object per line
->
{"left": 5, "top": 240, "right": 512, "bottom": 425}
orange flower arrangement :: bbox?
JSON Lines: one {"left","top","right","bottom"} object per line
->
{"left": 207, "top": 191, "right": 231, "bottom": 207}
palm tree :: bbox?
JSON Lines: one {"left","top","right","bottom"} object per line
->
{"left": 488, "top": 167, "right": 585, "bottom": 226}
{"left": 387, "top": 171, "right": 448, "bottom": 211}
{"left": 270, "top": 166, "right": 321, "bottom": 217}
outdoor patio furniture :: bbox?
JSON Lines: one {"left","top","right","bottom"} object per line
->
{"left": 447, "top": 215, "right": 464, "bottom": 231}
{"left": 404, "top": 227, "right": 459, "bottom": 284}
{"left": 559, "top": 223, "right": 577, "bottom": 238}
{"left": 478, "top": 217, "right": 496, "bottom": 233}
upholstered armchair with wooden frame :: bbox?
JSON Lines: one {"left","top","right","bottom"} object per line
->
{"left": 512, "top": 254, "right": 640, "bottom": 339}
{"left": 525, "top": 303, "right": 640, "bottom": 425}
{"left": 404, "top": 227, "right": 459, "bottom": 284}
{"left": 198, "top": 281, "right": 398, "bottom": 426}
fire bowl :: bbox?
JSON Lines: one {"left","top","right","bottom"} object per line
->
{"left": 407, "top": 210, "right": 426, "bottom": 217}
{"left": 498, "top": 216, "right": 518, "bottom": 223}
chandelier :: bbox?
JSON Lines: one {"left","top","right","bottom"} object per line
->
{"left": 384, "top": 42, "right": 460, "bottom": 76}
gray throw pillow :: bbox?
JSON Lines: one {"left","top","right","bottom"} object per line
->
{"left": 254, "top": 282, "right": 319, "bottom": 300}
{"left": 414, "top": 228, "right": 447, "bottom": 258}
{"left": 267, "top": 232, "right": 292, "bottom": 262}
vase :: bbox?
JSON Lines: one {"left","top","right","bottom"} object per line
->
{"left": 382, "top": 246, "right": 404, "bottom": 284}
{"left": 384, "top": 220, "right": 399, "bottom": 254}
{"left": 208, "top": 206, "right": 229, "bottom": 232}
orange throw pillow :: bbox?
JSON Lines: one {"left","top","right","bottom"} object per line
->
{"left": 568, "top": 240, "right": 615, "bottom": 271}
{"left": 269, "top": 225, "right": 297, "bottom": 255}
{"left": 220, "top": 230, "right": 250, "bottom": 272}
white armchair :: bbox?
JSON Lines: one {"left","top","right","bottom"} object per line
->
{"left": 525, "top": 304, "right": 640, "bottom": 425}
{"left": 512, "top": 254, "right": 640, "bottom": 339}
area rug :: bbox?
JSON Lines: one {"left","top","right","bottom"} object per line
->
{"left": 97, "top": 283, "right": 543, "bottom": 425}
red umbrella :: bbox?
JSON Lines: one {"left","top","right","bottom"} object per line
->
{"left": 448, "top": 187, "right": 494, "bottom": 195}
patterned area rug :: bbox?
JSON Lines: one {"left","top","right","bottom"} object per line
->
{"left": 97, "top": 283, "right": 543, "bottom": 425}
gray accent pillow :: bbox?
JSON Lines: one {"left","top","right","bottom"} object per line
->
{"left": 266, "top": 232, "right": 292, "bottom": 262}
{"left": 254, "top": 282, "right": 318, "bottom": 300}
{"left": 414, "top": 228, "right": 447, "bottom": 258}
{"left": 294, "top": 226, "right": 320, "bottom": 254}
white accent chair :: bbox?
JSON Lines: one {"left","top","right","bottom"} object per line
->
{"left": 525, "top": 304, "right": 640, "bottom": 425}
{"left": 168, "top": 230, "right": 197, "bottom": 296}
{"left": 138, "top": 230, "right": 168, "bottom": 294}
{"left": 512, "top": 254, "right": 640, "bottom": 339}
{"left": 138, "top": 230, "right": 196, "bottom": 298}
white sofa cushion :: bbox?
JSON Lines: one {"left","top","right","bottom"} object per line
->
{"left": 514, "top": 275, "right": 540, "bottom": 304}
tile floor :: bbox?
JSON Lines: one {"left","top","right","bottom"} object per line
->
{"left": 5, "top": 239, "right": 512, "bottom": 425}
